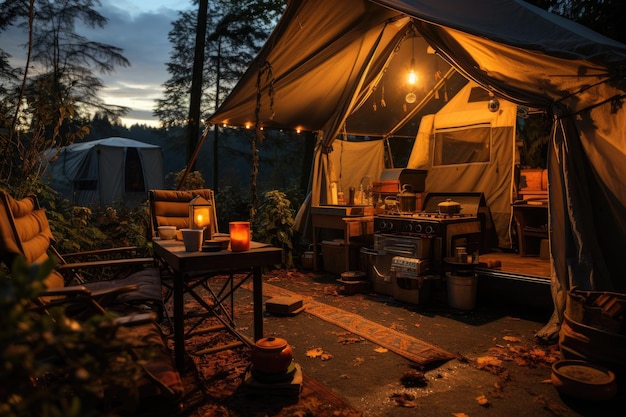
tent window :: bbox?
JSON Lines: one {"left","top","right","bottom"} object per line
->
{"left": 125, "top": 147, "right": 145, "bottom": 192}
{"left": 433, "top": 124, "right": 491, "bottom": 166}
{"left": 467, "top": 87, "right": 491, "bottom": 103}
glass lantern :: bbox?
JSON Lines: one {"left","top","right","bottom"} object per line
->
{"left": 189, "top": 195, "right": 212, "bottom": 241}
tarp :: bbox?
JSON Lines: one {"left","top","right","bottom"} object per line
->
{"left": 209, "top": 0, "right": 626, "bottom": 340}
{"left": 43, "top": 137, "right": 164, "bottom": 207}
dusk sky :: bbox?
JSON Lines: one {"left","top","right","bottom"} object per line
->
{"left": 5, "top": 1, "right": 195, "bottom": 127}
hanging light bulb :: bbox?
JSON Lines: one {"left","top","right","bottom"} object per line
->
{"left": 408, "top": 61, "right": 417, "bottom": 85}
{"left": 407, "top": 35, "right": 417, "bottom": 85}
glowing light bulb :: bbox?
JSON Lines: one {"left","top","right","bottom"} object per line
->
{"left": 408, "top": 69, "right": 417, "bottom": 85}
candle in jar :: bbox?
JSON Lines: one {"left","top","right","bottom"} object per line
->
{"left": 229, "top": 221, "right": 250, "bottom": 251}
{"left": 194, "top": 208, "right": 210, "bottom": 228}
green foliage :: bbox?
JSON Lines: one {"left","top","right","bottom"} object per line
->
{"left": 38, "top": 195, "right": 151, "bottom": 258}
{"left": 215, "top": 185, "right": 251, "bottom": 232}
{"left": 166, "top": 168, "right": 206, "bottom": 191}
{"left": 0, "top": 258, "right": 151, "bottom": 417}
{"left": 518, "top": 113, "right": 551, "bottom": 168}
{"left": 253, "top": 190, "right": 295, "bottom": 269}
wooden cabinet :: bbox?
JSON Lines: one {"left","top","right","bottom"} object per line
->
{"left": 311, "top": 206, "right": 374, "bottom": 272}
{"left": 512, "top": 201, "right": 548, "bottom": 257}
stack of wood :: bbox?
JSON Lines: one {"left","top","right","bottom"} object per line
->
{"left": 573, "top": 290, "right": 626, "bottom": 334}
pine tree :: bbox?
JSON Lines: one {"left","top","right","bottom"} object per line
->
{"left": 154, "top": 0, "right": 285, "bottom": 128}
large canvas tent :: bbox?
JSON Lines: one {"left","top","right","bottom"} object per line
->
{"left": 43, "top": 137, "right": 164, "bottom": 207}
{"left": 209, "top": 0, "right": 626, "bottom": 339}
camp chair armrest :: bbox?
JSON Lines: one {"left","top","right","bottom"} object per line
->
{"left": 111, "top": 311, "right": 158, "bottom": 327}
{"left": 40, "top": 285, "right": 92, "bottom": 297}
{"left": 57, "top": 257, "right": 155, "bottom": 272}
{"left": 61, "top": 246, "right": 142, "bottom": 259}
{"left": 41, "top": 283, "right": 139, "bottom": 299}
{"left": 88, "top": 284, "right": 139, "bottom": 298}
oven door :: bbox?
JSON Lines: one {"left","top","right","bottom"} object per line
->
{"left": 376, "top": 235, "right": 432, "bottom": 258}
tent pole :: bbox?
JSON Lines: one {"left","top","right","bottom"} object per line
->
{"left": 177, "top": 123, "right": 211, "bottom": 190}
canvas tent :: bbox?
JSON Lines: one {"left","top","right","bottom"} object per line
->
{"left": 43, "top": 137, "right": 164, "bottom": 207}
{"left": 209, "top": 0, "right": 626, "bottom": 339}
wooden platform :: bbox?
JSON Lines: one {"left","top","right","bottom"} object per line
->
{"left": 476, "top": 252, "right": 550, "bottom": 284}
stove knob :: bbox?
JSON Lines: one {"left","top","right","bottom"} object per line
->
{"left": 404, "top": 223, "right": 413, "bottom": 232}
{"left": 414, "top": 223, "right": 422, "bottom": 233}
{"left": 425, "top": 225, "right": 434, "bottom": 234}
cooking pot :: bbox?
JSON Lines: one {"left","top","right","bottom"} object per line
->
{"left": 438, "top": 199, "right": 461, "bottom": 214}
{"left": 398, "top": 184, "right": 417, "bottom": 213}
{"left": 251, "top": 337, "right": 294, "bottom": 374}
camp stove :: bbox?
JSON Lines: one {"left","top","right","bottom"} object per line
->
{"left": 373, "top": 193, "right": 484, "bottom": 273}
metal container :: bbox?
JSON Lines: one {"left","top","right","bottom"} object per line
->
{"left": 438, "top": 199, "right": 461, "bottom": 214}
{"left": 379, "top": 169, "right": 428, "bottom": 193}
{"left": 397, "top": 184, "right": 417, "bottom": 213}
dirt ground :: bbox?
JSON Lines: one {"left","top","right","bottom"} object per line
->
{"left": 154, "top": 268, "right": 625, "bottom": 417}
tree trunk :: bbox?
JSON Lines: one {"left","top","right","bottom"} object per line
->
{"left": 186, "top": 0, "right": 209, "bottom": 170}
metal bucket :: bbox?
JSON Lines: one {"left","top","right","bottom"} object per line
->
{"left": 446, "top": 272, "right": 477, "bottom": 310}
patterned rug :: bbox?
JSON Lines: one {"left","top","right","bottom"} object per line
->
{"left": 247, "top": 282, "right": 455, "bottom": 366}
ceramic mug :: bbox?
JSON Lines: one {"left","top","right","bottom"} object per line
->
{"left": 181, "top": 228, "right": 203, "bottom": 252}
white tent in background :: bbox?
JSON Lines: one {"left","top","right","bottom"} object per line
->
{"left": 209, "top": 0, "right": 626, "bottom": 341}
{"left": 43, "top": 137, "right": 164, "bottom": 207}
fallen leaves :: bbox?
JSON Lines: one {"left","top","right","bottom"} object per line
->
{"left": 305, "top": 347, "right": 324, "bottom": 358}
{"left": 351, "top": 357, "right": 365, "bottom": 367}
{"left": 390, "top": 392, "right": 418, "bottom": 408}
{"left": 400, "top": 369, "right": 427, "bottom": 387}
{"left": 305, "top": 347, "right": 333, "bottom": 361}
{"left": 502, "top": 335, "right": 521, "bottom": 342}
{"left": 475, "top": 394, "right": 490, "bottom": 406}
{"left": 374, "top": 346, "right": 388, "bottom": 353}
{"left": 332, "top": 331, "right": 364, "bottom": 345}
{"left": 486, "top": 342, "right": 561, "bottom": 368}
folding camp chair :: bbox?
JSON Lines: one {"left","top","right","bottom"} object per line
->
{"left": 148, "top": 188, "right": 218, "bottom": 239}
{"left": 0, "top": 189, "right": 184, "bottom": 406}
{"left": 0, "top": 190, "right": 162, "bottom": 316}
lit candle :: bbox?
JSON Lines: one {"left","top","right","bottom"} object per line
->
{"left": 194, "top": 208, "right": 210, "bottom": 228}
{"left": 229, "top": 221, "right": 250, "bottom": 252}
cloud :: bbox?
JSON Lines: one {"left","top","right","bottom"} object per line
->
{"left": 81, "top": 3, "right": 185, "bottom": 121}
{"left": 3, "top": 1, "right": 190, "bottom": 126}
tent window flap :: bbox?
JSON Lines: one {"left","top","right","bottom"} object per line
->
{"left": 433, "top": 123, "right": 491, "bottom": 166}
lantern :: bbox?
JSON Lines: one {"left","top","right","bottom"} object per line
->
{"left": 229, "top": 221, "right": 250, "bottom": 252}
{"left": 189, "top": 195, "right": 212, "bottom": 242}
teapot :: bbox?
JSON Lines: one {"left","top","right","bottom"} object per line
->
{"left": 251, "top": 337, "right": 294, "bottom": 374}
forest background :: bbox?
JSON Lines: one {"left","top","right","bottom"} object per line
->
{"left": 0, "top": 0, "right": 624, "bottom": 251}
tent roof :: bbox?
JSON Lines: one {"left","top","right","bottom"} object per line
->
{"left": 209, "top": 0, "right": 626, "bottom": 136}
{"left": 62, "top": 137, "right": 161, "bottom": 152}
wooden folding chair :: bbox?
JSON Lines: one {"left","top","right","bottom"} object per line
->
{"left": 148, "top": 188, "right": 218, "bottom": 239}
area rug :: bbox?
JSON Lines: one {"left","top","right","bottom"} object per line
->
{"left": 245, "top": 282, "right": 456, "bottom": 366}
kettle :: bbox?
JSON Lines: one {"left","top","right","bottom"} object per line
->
{"left": 397, "top": 184, "right": 417, "bottom": 213}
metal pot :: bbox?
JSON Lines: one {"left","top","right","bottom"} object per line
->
{"left": 438, "top": 199, "right": 461, "bottom": 214}
{"left": 397, "top": 184, "right": 417, "bottom": 213}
